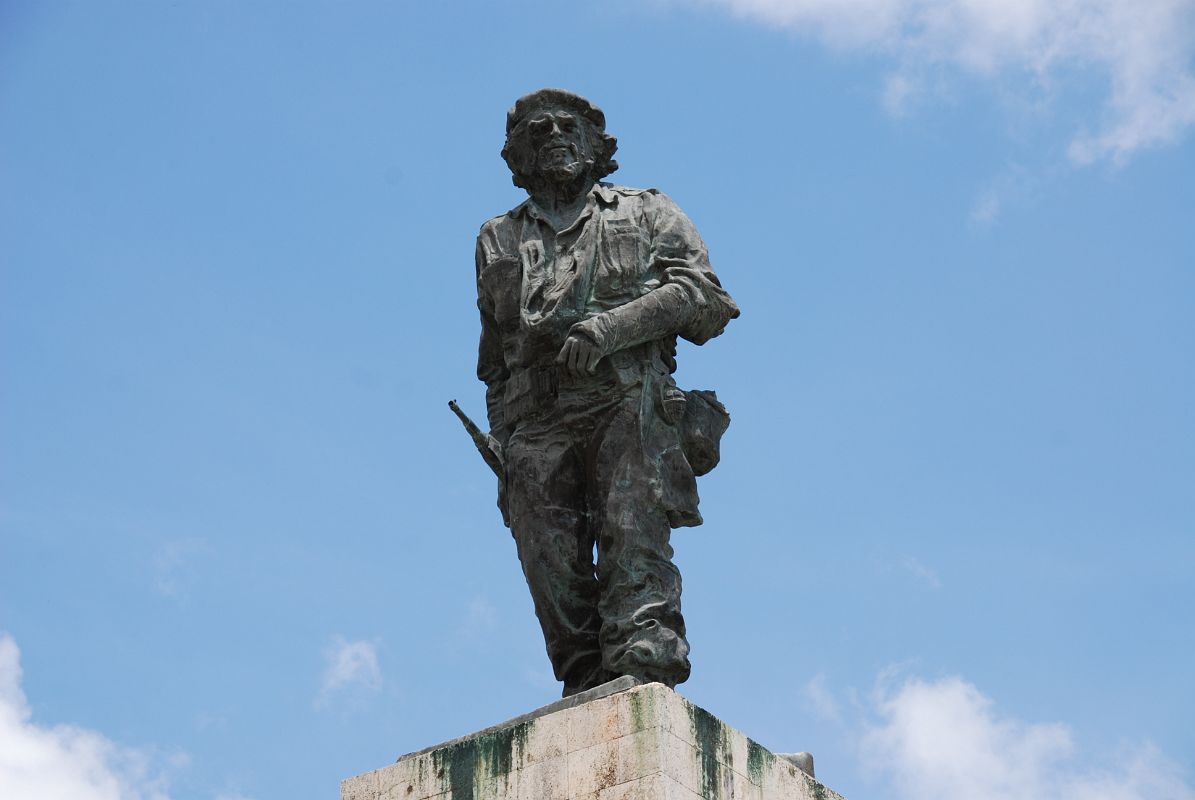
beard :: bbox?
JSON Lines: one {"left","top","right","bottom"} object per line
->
{"left": 526, "top": 142, "right": 594, "bottom": 199}
{"left": 539, "top": 158, "right": 586, "bottom": 184}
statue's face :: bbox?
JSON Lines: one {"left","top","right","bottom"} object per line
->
{"left": 523, "top": 108, "right": 593, "bottom": 184}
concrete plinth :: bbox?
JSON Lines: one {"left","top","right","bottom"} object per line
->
{"left": 341, "top": 680, "right": 845, "bottom": 800}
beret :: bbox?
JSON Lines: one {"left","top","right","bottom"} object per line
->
{"left": 506, "top": 88, "right": 606, "bottom": 134}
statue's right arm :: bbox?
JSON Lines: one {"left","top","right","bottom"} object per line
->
{"left": 475, "top": 234, "right": 511, "bottom": 445}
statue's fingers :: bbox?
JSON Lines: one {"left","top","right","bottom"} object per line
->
{"left": 555, "top": 340, "right": 571, "bottom": 365}
{"left": 568, "top": 341, "right": 584, "bottom": 375}
{"left": 584, "top": 345, "right": 601, "bottom": 374}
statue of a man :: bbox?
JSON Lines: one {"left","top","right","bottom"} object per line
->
{"left": 474, "top": 88, "right": 739, "bottom": 696}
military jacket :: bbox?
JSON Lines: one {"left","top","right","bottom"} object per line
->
{"left": 475, "top": 183, "right": 738, "bottom": 437}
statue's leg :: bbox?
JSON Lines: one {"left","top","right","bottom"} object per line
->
{"left": 504, "top": 417, "right": 611, "bottom": 696}
{"left": 591, "top": 397, "right": 692, "bottom": 687}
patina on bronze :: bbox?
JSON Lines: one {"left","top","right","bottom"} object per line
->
{"left": 470, "top": 88, "right": 739, "bottom": 696}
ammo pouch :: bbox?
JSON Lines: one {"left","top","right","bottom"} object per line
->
{"left": 680, "top": 389, "right": 730, "bottom": 476}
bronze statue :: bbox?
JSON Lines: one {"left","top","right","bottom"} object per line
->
{"left": 468, "top": 88, "right": 739, "bottom": 696}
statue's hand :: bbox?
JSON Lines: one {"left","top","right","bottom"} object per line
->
{"left": 556, "top": 329, "right": 604, "bottom": 377}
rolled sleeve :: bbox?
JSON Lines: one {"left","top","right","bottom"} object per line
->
{"left": 646, "top": 192, "right": 740, "bottom": 345}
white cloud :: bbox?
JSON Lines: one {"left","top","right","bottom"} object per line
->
{"left": 898, "top": 555, "right": 942, "bottom": 588}
{"left": 803, "top": 673, "right": 842, "bottom": 722}
{"left": 463, "top": 595, "right": 499, "bottom": 636}
{"left": 861, "top": 675, "right": 1195, "bottom": 800}
{"left": 0, "top": 633, "right": 176, "bottom": 800}
{"left": 690, "top": 0, "right": 1195, "bottom": 163}
{"left": 151, "top": 538, "right": 207, "bottom": 597}
{"left": 970, "top": 188, "right": 1001, "bottom": 225}
{"left": 882, "top": 72, "right": 920, "bottom": 115}
{"left": 316, "top": 636, "right": 382, "bottom": 709}
{"left": 967, "top": 161, "right": 1040, "bottom": 226}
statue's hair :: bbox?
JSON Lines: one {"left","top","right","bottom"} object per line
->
{"left": 500, "top": 89, "right": 619, "bottom": 190}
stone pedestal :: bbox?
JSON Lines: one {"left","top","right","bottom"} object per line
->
{"left": 341, "top": 679, "right": 845, "bottom": 800}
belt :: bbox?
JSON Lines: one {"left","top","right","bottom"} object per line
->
{"left": 505, "top": 359, "right": 634, "bottom": 424}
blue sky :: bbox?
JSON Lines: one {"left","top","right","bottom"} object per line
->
{"left": 1, "top": 1, "right": 1193, "bottom": 799}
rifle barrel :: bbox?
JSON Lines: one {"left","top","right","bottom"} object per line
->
{"left": 448, "top": 400, "right": 504, "bottom": 478}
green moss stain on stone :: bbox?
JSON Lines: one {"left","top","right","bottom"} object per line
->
{"left": 628, "top": 688, "right": 654, "bottom": 769}
{"left": 412, "top": 757, "right": 430, "bottom": 794}
{"left": 745, "top": 738, "right": 774, "bottom": 785}
{"left": 629, "top": 688, "right": 647, "bottom": 732}
{"left": 810, "top": 781, "right": 830, "bottom": 800}
{"left": 688, "top": 703, "right": 729, "bottom": 799}
{"left": 431, "top": 721, "right": 531, "bottom": 798}
{"left": 435, "top": 740, "right": 475, "bottom": 799}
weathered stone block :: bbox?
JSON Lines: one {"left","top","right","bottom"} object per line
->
{"left": 342, "top": 682, "right": 845, "bottom": 800}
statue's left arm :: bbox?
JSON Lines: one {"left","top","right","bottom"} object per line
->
{"left": 564, "top": 191, "right": 739, "bottom": 362}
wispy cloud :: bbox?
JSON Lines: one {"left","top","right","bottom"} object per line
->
{"left": 688, "top": 0, "right": 1195, "bottom": 163}
{"left": 882, "top": 72, "right": 921, "bottom": 116}
{"left": 969, "top": 188, "right": 1002, "bottom": 226}
{"left": 861, "top": 675, "right": 1195, "bottom": 800}
{"left": 151, "top": 537, "right": 208, "bottom": 597}
{"left": 0, "top": 633, "right": 179, "bottom": 800}
{"left": 463, "top": 595, "right": 499, "bottom": 636}
{"left": 968, "top": 162, "right": 1040, "bottom": 226}
{"left": 803, "top": 673, "right": 843, "bottom": 722}
{"left": 898, "top": 555, "right": 942, "bottom": 588}
{"left": 316, "top": 636, "right": 382, "bottom": 709}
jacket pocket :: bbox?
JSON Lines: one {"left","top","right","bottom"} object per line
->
{"left": 595, "top": 220, "right": 645, "bottom": 299}
{"left": 481, "top": 255, "right": 521, "bottom": 326}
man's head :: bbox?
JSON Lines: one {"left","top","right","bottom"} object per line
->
{"left": 502, "top": 88, "right": 618, "bottom": 194}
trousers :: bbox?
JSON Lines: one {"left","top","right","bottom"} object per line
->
{"left": 502, "top": 375, "right": 691, "bottom": 696}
